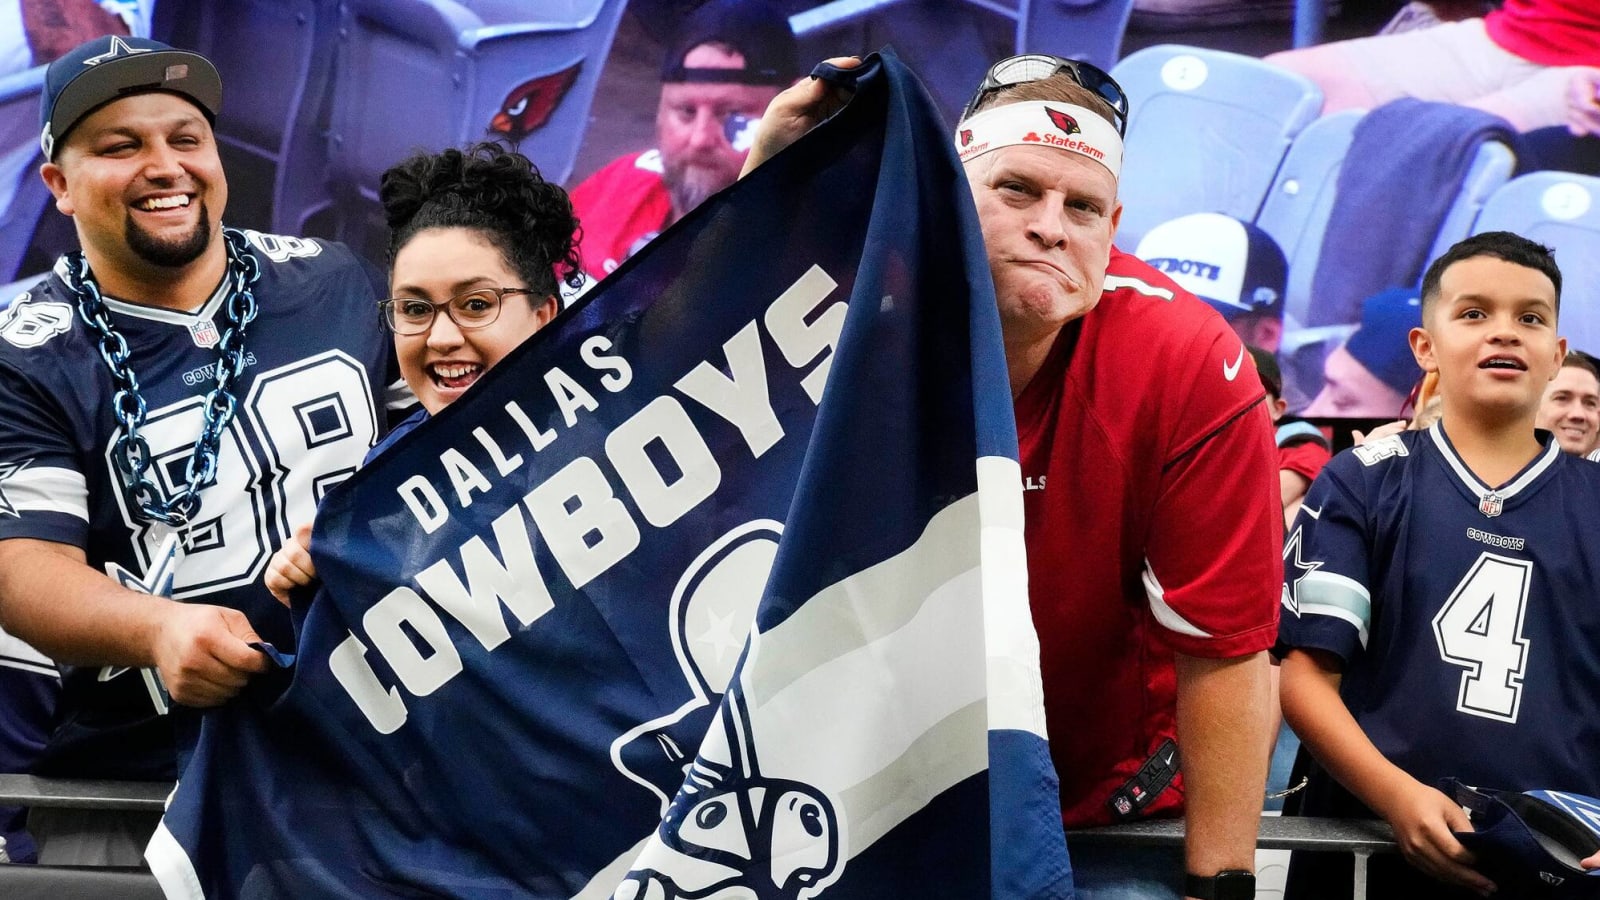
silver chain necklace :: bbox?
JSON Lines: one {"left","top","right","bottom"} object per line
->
{"left": 65, "top": 227, "right": 261, "bottom": 527}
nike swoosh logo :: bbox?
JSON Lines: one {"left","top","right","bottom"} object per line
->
{"left": 1222, "top": 345, "right": 1246, "bottom": 382}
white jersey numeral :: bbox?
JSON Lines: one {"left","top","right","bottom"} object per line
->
{"left": 1431, "top": 552, "right": 1532, "bottom": 723}
{"left": 114, "top": 352, "right": 377, "bottom": 596}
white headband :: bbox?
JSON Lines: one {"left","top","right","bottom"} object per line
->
{"left": 954, "top": 101, "right": 1123, "bottom": 179}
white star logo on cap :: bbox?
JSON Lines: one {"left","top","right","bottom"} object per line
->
{"left": 84, "top": 36, "right": 152, "bottom": 67}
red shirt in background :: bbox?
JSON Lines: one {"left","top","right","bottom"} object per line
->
{"left": 1486, "top": 0, "right": 1600, "bottom": 67}
{"left": 568, "top": 150, "right": 673, "bottom": 280}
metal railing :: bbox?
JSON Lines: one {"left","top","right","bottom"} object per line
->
{"left": 0, "top": 775, "right": 1397, "bottom": 898}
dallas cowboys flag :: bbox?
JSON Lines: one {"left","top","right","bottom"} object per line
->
{"left": 149, "top": 51, "right": 1072, "bottom": 899}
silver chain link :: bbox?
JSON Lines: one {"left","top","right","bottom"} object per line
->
{"left": 65, "top": 228, "right": 261, "bottom": 527}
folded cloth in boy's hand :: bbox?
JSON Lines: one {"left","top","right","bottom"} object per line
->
{"left": 1443, "top": 778, "right": 1600, "bottom": 898}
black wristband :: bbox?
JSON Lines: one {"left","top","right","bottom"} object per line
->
{"left": 1184, "top": 870, "right": 1255, "bottom": 900}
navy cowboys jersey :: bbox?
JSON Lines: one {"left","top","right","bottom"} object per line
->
{"left": 0, "top": 231, "right": 408, "bottom": 779}
{"left": 1279, "top": 423, "right": 1600, "bottom": 811}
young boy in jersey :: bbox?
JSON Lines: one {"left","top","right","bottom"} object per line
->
{"left": 1277, "top": 231, "right": 1600, "bottom": 899}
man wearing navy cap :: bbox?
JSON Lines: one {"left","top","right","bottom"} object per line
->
{"left": 1303, "top": 288, "right": 1423, "bottom": 418}
{"left": 569, "top": 0, "right": 798, "bottom": 279}
{"left": 0, "top": 35, "right": 404, "bottom": 864}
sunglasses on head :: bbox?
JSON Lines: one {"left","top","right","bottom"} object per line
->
{"left": 961, "top": 54, "right": 1129, "bottom": 136}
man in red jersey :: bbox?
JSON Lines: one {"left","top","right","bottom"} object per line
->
{"left": 747, "top": 54, "right": 1283, "bottom": 900}
{"left": 568, "top": 0, "right": 796, "bottom": 280}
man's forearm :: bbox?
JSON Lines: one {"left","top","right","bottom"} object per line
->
{"left": 0, "top": 537, "right": 169, "bottom": 667}
{"left": 1175, "top": 650, "right": 1272, "bottom": 881}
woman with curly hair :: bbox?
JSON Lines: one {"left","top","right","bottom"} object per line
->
{"left": 264, "top": 141, "right": 581, "bottom": 603}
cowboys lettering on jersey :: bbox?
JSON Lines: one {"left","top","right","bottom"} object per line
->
{"left": 0, "top": 231, "right": 408, "bottom": 778}
{"left": 1278, "top": 423, "right": 1600, "bottom": 819}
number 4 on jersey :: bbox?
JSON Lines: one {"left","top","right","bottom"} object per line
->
{"left": 1432, "top": 552, "right": 1532, "bottom": 723}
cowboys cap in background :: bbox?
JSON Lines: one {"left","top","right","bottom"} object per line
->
{"left": 40, "top": 35, "right": 221, "bottom": 159}
{"left": 1135, "top": 212, "right": 1288, "bottom": 323}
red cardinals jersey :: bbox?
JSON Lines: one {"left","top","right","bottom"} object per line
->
{"left": 1016, "top": 249, "right": 1283, "bottom": 827}
{"left": 569, "top": 150, "right": 674, "bottom": 280}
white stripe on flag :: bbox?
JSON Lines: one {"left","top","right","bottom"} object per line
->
{"left": 976, "top": 455, "right": 1049, "bottom": 739}
{"left": 146, "top": 811, "right": 203, "bottom": 900}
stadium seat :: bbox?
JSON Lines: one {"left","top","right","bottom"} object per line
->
{"left": 1473, "top": 172, "right": 1600, "bottom": 355}
{"left": 1256, "top": 111, "right": 1512, "bottom": 409}
{"left": 1013, "top": 0, "right": 1136, "bottom": 70}
{"left": 325, "top": 0, "right": 627, "bottom": 259}
{"left": 0, "top": 65, "right": 49, "bottom": 285}
{"left": 154, "top": 0, "right": 343, "bottom": 236}
{"left": 1110, "top": 45, "right": 1323, "bottom": 250}
{"left": 791, "top": 0, "right": 1132, "bottom": 125}
{"left": 1255, "top": 109, "right": 1362, "bottom": 339}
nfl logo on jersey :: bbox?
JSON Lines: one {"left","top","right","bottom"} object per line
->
{"left": 188, "top": 319, "right": 220, "bottom": 348}
{"left": 1479, "top": 492, "right": 1504, "bottom": 517}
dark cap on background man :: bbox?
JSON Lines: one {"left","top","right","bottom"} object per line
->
{"left": 660, "top": 0, "right": 799, "bottom": 86}
{"left": 1134, "top": 213, "right": 1288, "bottom": 322}
{"left": 40, "top": 35, "right": 221, "bottom": 160}
{"left": 1344, "top": 287, "right": 1424, "bottom": 397}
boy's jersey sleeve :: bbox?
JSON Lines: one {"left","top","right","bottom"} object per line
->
{"left": 1277, "top": 454, "right": 1373, "bottom": 665}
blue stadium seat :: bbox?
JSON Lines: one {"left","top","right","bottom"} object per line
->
{"left": 1015, "top": 0, "right": 1135, "bottom": 71}
{"left": 1255, "top": 109, "right": 1362, "bottom": 340}
{"left": 1473, "top": 172, "right": 1600, "bottom": 356}
{"left": 326, "top": 0, "right": 627, "bottom": 258}
{"left": 1257, "top": 110, "right": 1512, "bottom": 409}
{"left": 0, "top": 65, "right": 48, "bottom": 285}
{"left": 1110, "top": 45, "right": 1323, "bottom": 251}
{"left": 791, "top": 0, "right": 1131, "bottom": 125}
{"left": 154, "top": 0, "right": 343, "bottom": 236}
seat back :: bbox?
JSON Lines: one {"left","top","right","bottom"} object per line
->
{"left": 327, "top": 0, "right": 626, "bottom": 257}
{"left": 1473, "top": 172, "right": 1600, "bottom": 355}
{"left": 1015, "top": 0, "right": 1136, "bottom": 71}
{"left": 155, "top": 0, "right": 342, "bottom": 235}
{"left": 1111, "top": 45, "right": 1322, "bottom": 250}
{"left": 0, "top": 66, "right": 50, "bottom": 284}
{"left": 1255, "top": 109, "right": 1361, "bottom": 337}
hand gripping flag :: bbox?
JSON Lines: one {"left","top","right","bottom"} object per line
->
{"left": 149, "top": 51, "right": 1072, "bottom": 899}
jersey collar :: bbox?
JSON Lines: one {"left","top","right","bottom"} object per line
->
{"left": 1427, "top": 420, "right": 1561, "bottom": 507}
{"left": 53, "top": 255, "right": 230, "bottom": 324}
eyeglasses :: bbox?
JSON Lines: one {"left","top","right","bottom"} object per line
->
{"left": 378, "top": 287, "right": 537, "bottom": 336}
{"left": 961, "top": 54, "right": 1129, "bottom": 136}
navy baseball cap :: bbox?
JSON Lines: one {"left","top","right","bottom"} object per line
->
{"left": 1445, "top": 780, "right": 1600, "bottom": 897}
{"left": 1134, "top": 213, "right": 1288, "bottom": 322}
{"left": 40, "top": 36, "right": 222, "bottom": 160}
{"left": 1344, "top": 287, "right": 1423, "bottom": 397}
{"left": 661, "top": 0, "right": 799, "bottom": 86}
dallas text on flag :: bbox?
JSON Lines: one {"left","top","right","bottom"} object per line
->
{"left": 329, "top": 264, "right": 845, "bottom": 734}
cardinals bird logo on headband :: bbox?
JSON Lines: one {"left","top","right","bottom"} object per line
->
{"left": 1046, "top": 108, "right": 1081, "bottom": 136}
{"left": 959, "top": 129, "right": 973, "bottom": 147}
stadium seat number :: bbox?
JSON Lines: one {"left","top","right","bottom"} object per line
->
{"left": 1431, "top": 552, "right": 1532, "bottom": 723}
